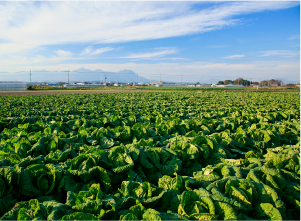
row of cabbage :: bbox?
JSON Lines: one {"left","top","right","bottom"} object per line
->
{"left": 0, "top": 92, "right": 299, "bottom": 220}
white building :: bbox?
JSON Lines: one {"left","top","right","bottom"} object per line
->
{"left": 0, "top": 81, "right": 27, "bottom": 91}
{"left": 196, "top": 84, "right": 212, "bottom": 87}
{"left": 211, "top": 84, "right": 244, "bottom": 87}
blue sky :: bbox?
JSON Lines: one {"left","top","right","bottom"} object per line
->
{"left": 0, "top": 1, "right": 300, "bottom": 83}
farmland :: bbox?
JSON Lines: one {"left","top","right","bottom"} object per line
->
{"left": 0, "top": 91, "right": 300, "bottom": 220}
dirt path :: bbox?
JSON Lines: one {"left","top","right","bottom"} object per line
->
{"left": 0, "top": 90, "right": 170, "bottom": 96}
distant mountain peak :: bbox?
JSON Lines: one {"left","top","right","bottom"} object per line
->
{"left": 118, "top": 69, "right": 136, "bottom": 75}
{"left": 73, "top": 67, "right": 92, "bottom": 72}
{"left": 93, "top": 69, "right": 104, "bottom": 72}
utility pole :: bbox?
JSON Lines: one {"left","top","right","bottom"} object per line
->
{"left": 30, "top": 70, "right": 31, "bottom": 84}
{"left": 66, "top": 70, "right": 70, "bottom": 85}
{"left": 181, "top": 75, "right": 182, "bottom": 85}
{"left": 160, "top": 73, "right": 161, "bottom": 83}
{"left": 105, "top": 73, "right": 107, "bottom": 84}
{"left": 201, "top": 75, "right": 203, "bottom": 86}
{"left": 137, "top": 73, "right": 138, "bottom": 85}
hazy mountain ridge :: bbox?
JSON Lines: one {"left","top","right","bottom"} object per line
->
{"left": 0, "top": 68, "right": 155, "bottom": 83}
{"left": 65, "top": 67, "right": 152, "bottom": 83}
{"left": 0, "top": 68, "right": 298, "bottom": 84}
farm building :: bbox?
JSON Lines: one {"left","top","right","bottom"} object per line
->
{"left": 0, "top": 81, "right": 27, "bottom": 91}
{"left": 211, "top": 84, "right": 244, "bottom": 87}
{"left": 63, "top": 83, "right": 106, "bottom": 88}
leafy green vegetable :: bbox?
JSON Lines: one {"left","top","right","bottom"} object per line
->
{"left": 0, "top": 91, "right": 299, "bottom": 220}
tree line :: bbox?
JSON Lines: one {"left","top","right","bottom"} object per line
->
{"left": 217, "top": 78, "right": 283, "bottom": 86}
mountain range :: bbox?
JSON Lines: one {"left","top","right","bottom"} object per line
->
{"left": 68, "top": 68, "right": 153, "bottom": 83}
{"left": 0, "top": 68, "right": 156, "bottom": 83}
{"left": 0, "top": 68, "right": 298, "bottom": 84}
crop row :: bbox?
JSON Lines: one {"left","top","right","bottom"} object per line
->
{"left": 0, "top": 92, "right": 299, "bottom": 220}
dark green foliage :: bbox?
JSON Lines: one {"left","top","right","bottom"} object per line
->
{"left": 0, "top": 92, "right": 299, "bottom": 220}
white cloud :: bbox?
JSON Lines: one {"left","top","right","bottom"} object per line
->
{"left": 0, "top": 1, "right": 298, "bottom": 54}
{"left": 260, "top": 50, "right": 299, "bottom": 58}
{"left": 90, "top": 47, "right": 113, "bottom": 55}
{"left": 121, "top": 47, "right": 178, "bottom": 59}
{"left": 0, "top": 52, "right": 78, "bottom": 67}
{"left": 54, "top": 49, "right": 73, "bottom": 57}
{"left": 0, "top": 43, "right": 35, "bottom": 55}
{"left": 81, "top": 46, "right": 92, "bottom": 55}
{"left": 224, "top": 54, "right": 245, "bottom": 59}
{"left": 81, "top": 46, "right": 113, "bottom": 55}
{"left": 288, "top": 34, "right": 300, "bottom": 40}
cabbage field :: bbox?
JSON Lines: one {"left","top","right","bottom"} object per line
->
{"left": 0, "top": 91, "right": 300, "bottom": 220}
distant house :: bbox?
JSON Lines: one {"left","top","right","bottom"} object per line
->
{"left": 196, "top": 84, "right": 211, "bottom": 87}
{"left": 270, "top": 84, "right": 279, "bottom": 87}
{"left": 150, "top": 81, "right": 162, "bottom": 85}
